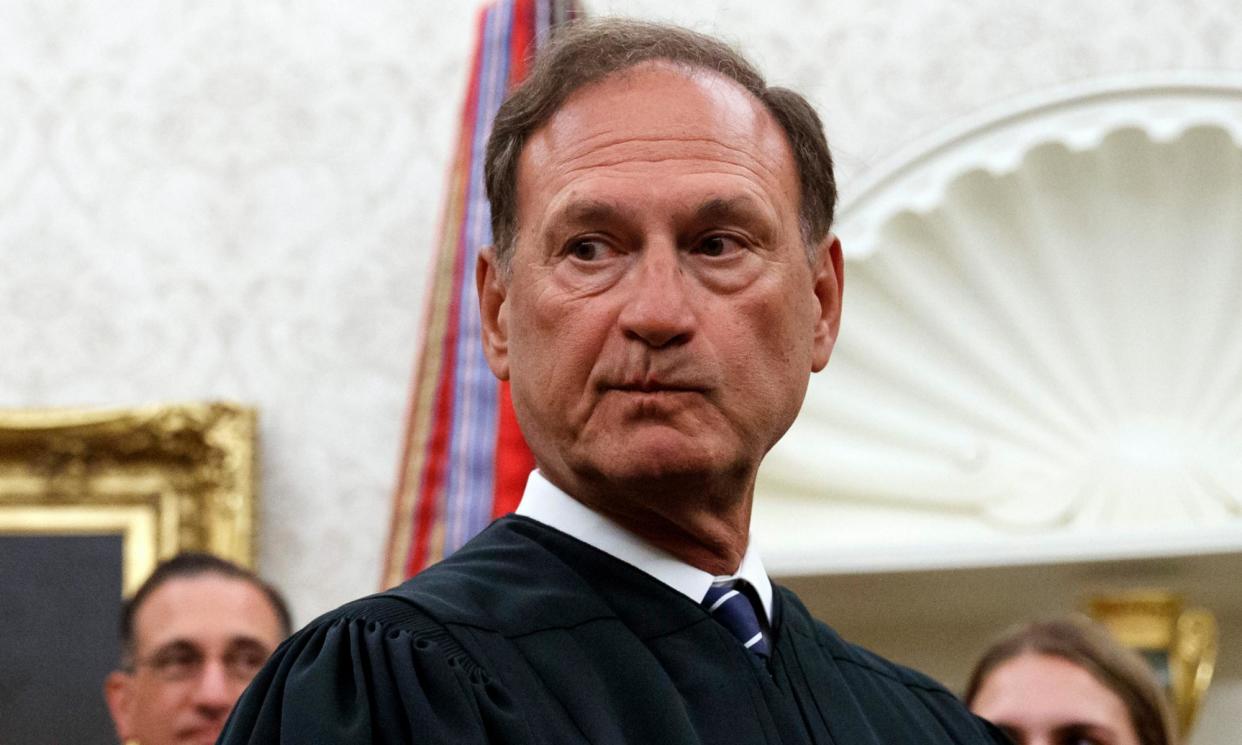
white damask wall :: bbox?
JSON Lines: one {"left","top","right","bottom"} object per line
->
{"left": 0, "top": 1, "right": 479, "bottom": 622}
{"left": 3, "top": 0, "right": 1241, "bottom": 698}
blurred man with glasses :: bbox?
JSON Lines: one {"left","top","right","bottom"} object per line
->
{"left": 103, "top": 552, "right": 291, "bottom": 745}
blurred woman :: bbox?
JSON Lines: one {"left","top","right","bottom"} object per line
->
{"left": 965, "top": 616, "right": 1176, "bottom": 745}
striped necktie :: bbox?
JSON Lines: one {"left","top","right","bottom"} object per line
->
{"left": 702, "top": 579, "right": 770, "bottom": 658}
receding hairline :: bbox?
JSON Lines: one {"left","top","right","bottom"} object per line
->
{"left": 134, "top": 571, "right": 285, "bottom": 619}
{"left": 513, "top": 62, "right": 802, "bottom": 229}
{"left": 127, "top": 572, "right": 284, "bottom": 647}
{"left": 552, "top": 55, "right": 754, "bottom": 102}
{"left": 507, "top": 77, "right": 821, "bottom": 285}
{"left": 485, "top": 17, "right": 837, "bottom": 272}
{"left": 524, "top": 57, "right": 797, "bottom": 154}
{"left": 119, "top": 553, "right": 293, "bottom": 667}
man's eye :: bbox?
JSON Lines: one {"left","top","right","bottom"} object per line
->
{"left": 567, "top": 239, "right": 609, "bottom": 261}
{"left": 152, "top": 650, "right": 199, "bottom": 674}
{"left": 156, "top": 650, "right": 195, "bottom": 666}
{"left": 226, "top": 649, "right": 269, "bottom": 678}
{"left": 695, "top": 234, "right": 741, "bottom": 257}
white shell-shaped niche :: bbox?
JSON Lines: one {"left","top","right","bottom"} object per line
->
{"left": 756, "top": 77, "right": 1242, "bottom": 575}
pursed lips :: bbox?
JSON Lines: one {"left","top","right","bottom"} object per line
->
{"left": 605, "top": 379, "right": 708, "bottom": 394}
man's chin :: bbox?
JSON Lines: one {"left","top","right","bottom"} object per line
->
{"left": 581, "top": 439, "right": 740, "bottom": 487}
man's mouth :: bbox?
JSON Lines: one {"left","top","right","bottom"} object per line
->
{"left": 609, "top": 380, "right": 706, "bottom": 394}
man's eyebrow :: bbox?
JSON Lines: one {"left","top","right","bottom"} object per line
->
{"left": 693, "top": 196, "right": 767, "bottom": 221}
{"left": 225, "top": 636, "right": 275, "bottom": 653}
{"left": 555, "top": 199, "right": 627, "bottom": 226}
{"left": 146, "top": 638, "right": 200, "bottom": 659}
{"left": 546, "top": 196, "right": 773, "bottom": 236}
{"left": 146, "top": 635, "right": 274, "bottom": 657}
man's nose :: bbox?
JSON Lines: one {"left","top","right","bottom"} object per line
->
{"left": 191, "top": 659, "right": 239, "bottom": 715}
{"left": 617, "top": 243, "right": 696, "bottom": 348}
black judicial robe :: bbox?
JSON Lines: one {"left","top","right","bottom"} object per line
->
{"left": 221, "top": 516, "right": 1008, "bottom": 744}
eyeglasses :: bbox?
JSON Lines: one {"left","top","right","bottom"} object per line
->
{"left": 132, "top": 642, "right": 270, "bottom": 682}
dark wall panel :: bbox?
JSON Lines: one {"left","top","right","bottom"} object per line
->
{"left": 1, "top": 534, "right": 122, "bottom": 745}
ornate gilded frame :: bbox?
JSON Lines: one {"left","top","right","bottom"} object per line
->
{"left": 0, "top": 402, "right": 257, "bottom": 594}
{"left": 1090, "top": 591, "right": 1218, "bottom": 736}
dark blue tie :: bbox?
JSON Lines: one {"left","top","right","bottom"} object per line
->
{"left": 702, "top": 579, "right": 770, "bottom": 657}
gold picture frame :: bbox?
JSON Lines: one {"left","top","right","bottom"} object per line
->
{"left": 0, "top": 402, "right": 257, "bottom": 594}
{"left": 1090, "top": 590, "right": 1218, "bottom": 737}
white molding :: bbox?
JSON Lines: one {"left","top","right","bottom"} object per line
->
{"left": 839, "top": 74, "right": 1242, "bottom": 256}
{"left": 759, "top": 74, "right": 1242, "bottom": 575}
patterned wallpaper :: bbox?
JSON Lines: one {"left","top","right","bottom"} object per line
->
{"left": 3, "top": 0, "right": 1242, "bottom": 623}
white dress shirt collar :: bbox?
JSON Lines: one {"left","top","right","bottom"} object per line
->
{"left": 515, "top": 470, "right": 774, "bottom": 623}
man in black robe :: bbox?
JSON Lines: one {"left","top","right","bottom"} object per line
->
{"left": 221, "top": 19, "right": 1010, "bottom": 744}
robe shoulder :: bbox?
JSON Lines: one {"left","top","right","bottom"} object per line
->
{"left": 219, "top": 517, "right": 633, "bottom": 745}
{"left": 219, "top": 518, "right": 605, "bottom": 745}
{"left": 217, "top": 591, "right": 531, "bottom": 745}
{"left": 777, "top": 588, "right": 1012, "bottom": 744}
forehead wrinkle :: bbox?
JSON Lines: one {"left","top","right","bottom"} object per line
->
{"left": 515, "top": 64, "right": 804, "bottom": 251}
{"left": 541, "top": 152, "right": 794, "bottom": 222}
{"left": 550, "top": 133, "right": 790, "bottom": 187}
{"left": 558, "top": 176, "right": 788, "bottom": 242}
{"left": 530, "top": 61, "right": 797, "bottom": 182}
{"left": 543, "top": 178, "right": 779, "bottom": 233}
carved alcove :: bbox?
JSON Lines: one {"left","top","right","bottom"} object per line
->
{"left": 754, "top": 76, "right": 1242, "bottom": 742}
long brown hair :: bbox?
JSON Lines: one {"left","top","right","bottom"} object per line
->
{"left": 965, "top": 616, "right": 1176, "bottom": 745}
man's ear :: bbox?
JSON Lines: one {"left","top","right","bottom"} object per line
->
{"left": 104, "top": 670, "right": 134, "bottom": 742}
{"left": 476, "top": 247, "right": 511, "bottom": 380}
{"left": 810, "top": 233, "right": 844, "bottom": 373}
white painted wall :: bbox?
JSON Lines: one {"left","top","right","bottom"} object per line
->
{"left": 2, "top": 2, "right": 1239, "bottom": 739}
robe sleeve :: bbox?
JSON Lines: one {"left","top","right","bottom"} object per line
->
{"left": 218, "top": 598, "right": 530, "bottom": 744}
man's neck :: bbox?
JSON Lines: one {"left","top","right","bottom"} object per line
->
{"left": 539, "top": 466, "right": 755, "bottom": 576}
{"left": 620, "top": 512, "right": 749, "bottom": 576}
